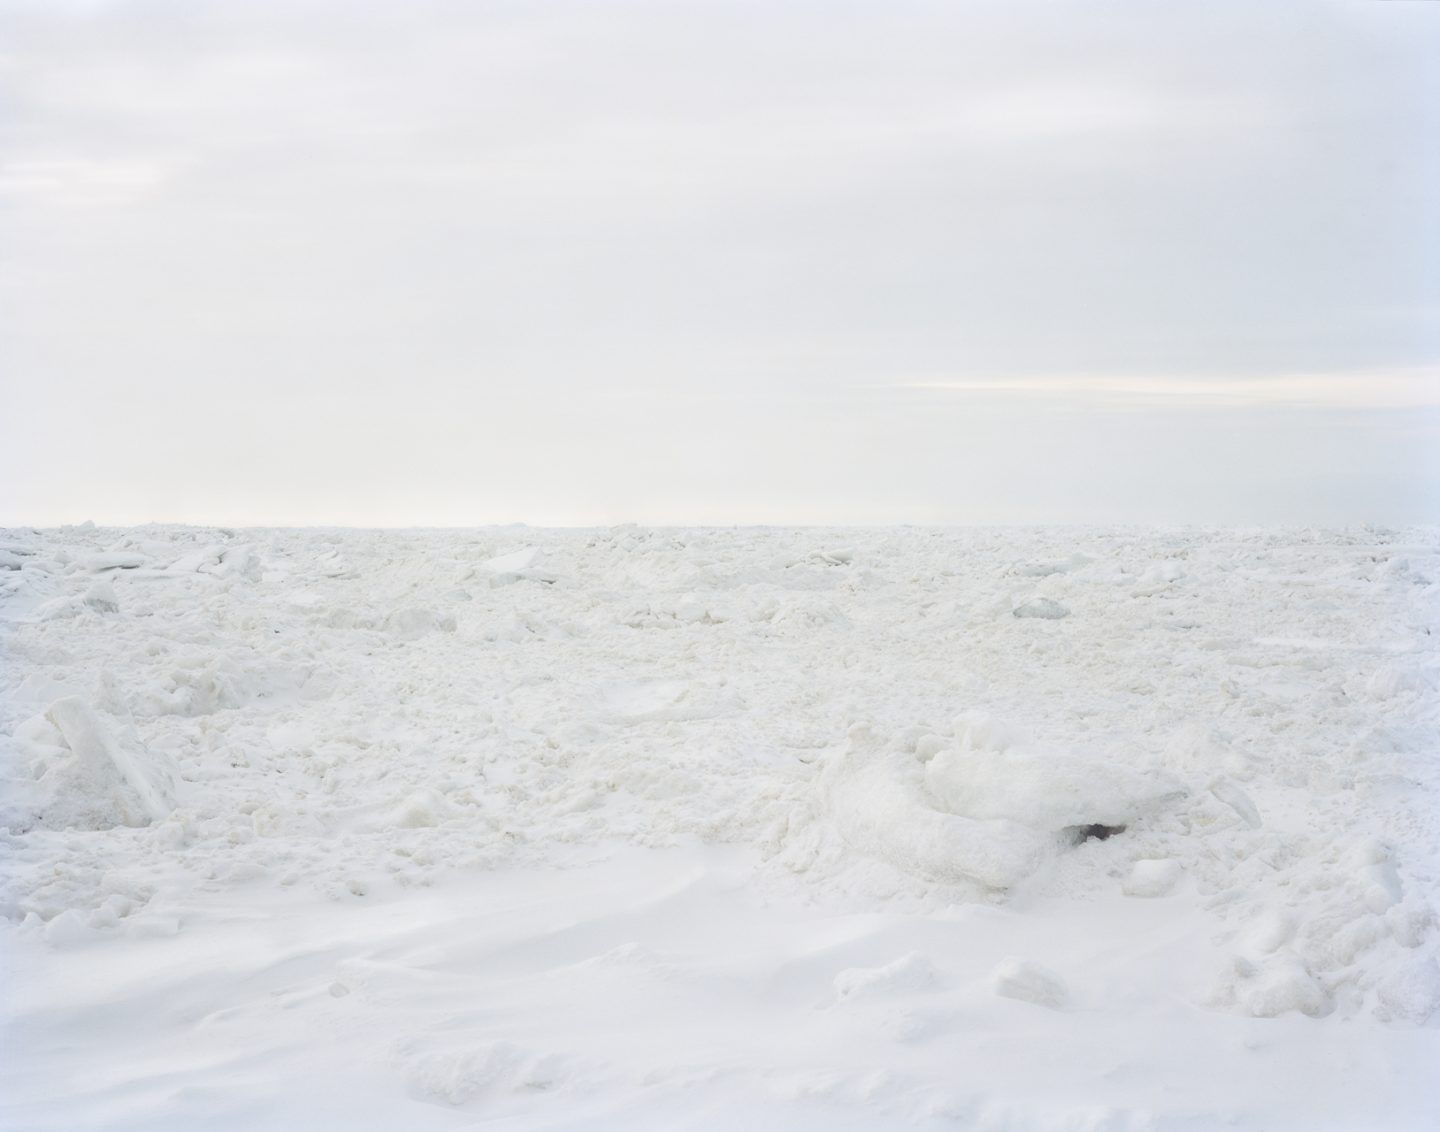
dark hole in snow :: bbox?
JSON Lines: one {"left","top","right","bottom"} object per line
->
{"left": 1066, "top": 823, "right": 1126, "bottom": 845}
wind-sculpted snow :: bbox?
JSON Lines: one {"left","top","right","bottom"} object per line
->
{"left": 1, "top": 524, "right": 1437, "bottom": 1129}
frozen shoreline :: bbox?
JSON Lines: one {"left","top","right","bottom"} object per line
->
{"left": 3, "top": 525, "right": 1437, "bottom": 1128}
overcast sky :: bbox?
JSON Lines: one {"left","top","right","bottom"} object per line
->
{"left": 2, "top": 0, "right": 1437, "bottom": 526}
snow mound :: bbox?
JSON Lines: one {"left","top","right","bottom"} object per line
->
{"left": 820, "top": 725, "right": 1050, "bottom": 891}
{"left": 1123, "top": 859, "right": 1183, "bottom": 898}
{"left": 395, "top": 1039, "right": 590, "bottom": 1106}
{"left": 1232, "top": 955, "right": 1330, "bottom": 1018}
{"left": 1202, "top": 834, "right": 1440, "bottom": 1021}
{"left": 813, "top": 716, "right": 1186, "bottom": 891}
{"left": 925, "top": 714, "right": 1185, "bottom": 832}
{"left": 375, "top": 789, "right": 461, "bottom": 830}
{"left": 1376, "top": 959, "right": 1440, "bottom": 1024}
{"left": 832, "top": 952, "right": 941, "bottom": 1001}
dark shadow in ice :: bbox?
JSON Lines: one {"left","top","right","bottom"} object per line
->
{"left": 1065, "top": 823, "right": 1126, "bottom": 845}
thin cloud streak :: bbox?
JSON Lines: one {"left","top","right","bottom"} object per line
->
{"left": 893, "top": 370, "right": 1440, "bottom": 410}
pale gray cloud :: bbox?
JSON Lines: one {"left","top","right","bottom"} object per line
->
{"left": 1, "top": 0, "right": 1436, "bottom": 524}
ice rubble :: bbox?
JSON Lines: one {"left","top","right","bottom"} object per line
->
{"left": 0, "top": 524, "right": 1437, "bottom": 1128}
{"left": 1, "top": 526, "right": 1435, "bottom": 996}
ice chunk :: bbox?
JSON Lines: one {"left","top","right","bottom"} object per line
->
{"left": 483, "top": 547, "right": 540, "bottom": 574}
{"left": 1012, "top": 597, "right": 1069, "bottom": 620}
{"left": 1362, "top": 858, "right": 1404, "bottom": 913}
{"left": 383, "top": 608, "right": 457, "bottom": 641}
{"left": 7, "top": 673, "right": 87, "bottom": 703}
{"left": 1010, "top": 554, "right": 1090, "bottom": 578}
{"left": 458, "top": 546, "right": 557, "bottom": 588}
{"left": 31, "top": 596, "right": 85, "bottom": 622}
{"left": 599, "top": 679, "right": 739, "bottom": 724}
{"left": 210, "top": 544, "right": 261, "bottom": 580}
{"left": 83, "top": 579, "right": 119, "bottom": 613}
{"left": 164, "top": 547, "right": 224, "bottom": 574}
{"left": 952, "top": 711, "right": 1027, "bottom": 754}
{"left": 992, "top": 957, "right": 1068, "bottom": 1009}
{"left": 88, "top": 551, "right": 145, "bottom": 571}
{"left": 1209, "top": 777, "right": 1262, "bottom": 829}
{"left": 1134, "top": 560, "right": 1186, "bottom": 594}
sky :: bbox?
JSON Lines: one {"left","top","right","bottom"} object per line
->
{"left": 1, "top": 0, "right": 1437, "bottom": 526}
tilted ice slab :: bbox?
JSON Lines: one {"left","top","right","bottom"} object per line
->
{"left": 8, "top": 698, "right": 179, "bottom": 830}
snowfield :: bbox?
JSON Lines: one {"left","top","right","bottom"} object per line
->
{"left": 2, "top": 524, "right": 1437, "bottom": 1130}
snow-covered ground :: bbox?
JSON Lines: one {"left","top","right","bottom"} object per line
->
{"left": 2, "top": 524, "right": 1437, "bottom": 1130}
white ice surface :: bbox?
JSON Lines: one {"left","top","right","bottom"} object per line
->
{"left": 2, "top": 524, "right": 1438, "bottom": 1130}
